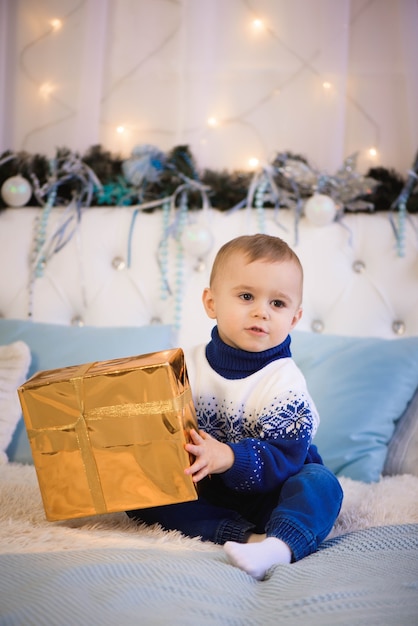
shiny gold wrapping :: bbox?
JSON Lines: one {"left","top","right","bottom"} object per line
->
{"left": 18, "top": 349, "right": 198, "bottom": 521}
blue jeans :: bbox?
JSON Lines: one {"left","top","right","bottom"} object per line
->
{"left": 126, "top": 463, "right": 343, "bottom": 561}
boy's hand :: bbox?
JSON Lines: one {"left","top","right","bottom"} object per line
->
{"left": 184, "top": 428, "right": 234, "bottom": 483}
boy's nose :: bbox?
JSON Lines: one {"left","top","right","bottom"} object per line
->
{"left": 252, "top": 304, "right": 269, "bottom": 319}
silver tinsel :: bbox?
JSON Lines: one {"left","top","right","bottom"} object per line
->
{"left": 272, "top": 152, "right": 377, "bottom": 214}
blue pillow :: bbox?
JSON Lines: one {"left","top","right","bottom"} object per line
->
{"left": 0, "top": 319, "right": 175, "bottom": 465}
{"left": 291, "top": 331, "right": 418, "bottom": 482}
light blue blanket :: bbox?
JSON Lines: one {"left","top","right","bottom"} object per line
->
{"left": 1, "top": 524, "right": 417, "bottom": 626}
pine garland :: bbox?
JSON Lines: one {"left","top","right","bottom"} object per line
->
{"left": 0, "top": 144, "right": 417, "bottom": 213}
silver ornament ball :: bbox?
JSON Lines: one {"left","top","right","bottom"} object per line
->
{"left": 1, "top": 175, "right": 32, "bottom": 207}
{"left": 181, "top": 223, "right": 214, "bottom": 258}
{"left": 304, "top": 194, "right": 336, "bottom": 227}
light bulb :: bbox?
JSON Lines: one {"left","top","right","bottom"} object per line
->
{"left": 252, "top": 19, "right": 264, "bottom": 30}
{"left": 39, "top": 82, "right": 55, "bottom": 99}
{"left": 369, "top": 147, "right": 378, "bottom": 158}
{"left": 207, "top": 117, "right": 218, "bottom": 127}
{"left": 50, "top": 18, "right": 62, "bottom": 31}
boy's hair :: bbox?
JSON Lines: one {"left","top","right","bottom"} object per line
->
{"left": 210, "top": 233, "right": 303, "bottom": 286}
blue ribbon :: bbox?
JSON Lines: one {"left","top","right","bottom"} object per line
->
{"left": 389, "top": 154, "right": 418, "bottom": 257}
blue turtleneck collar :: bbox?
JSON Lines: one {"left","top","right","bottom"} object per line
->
{"left": 205, "top": 326, "right": 292, "bottom": 380}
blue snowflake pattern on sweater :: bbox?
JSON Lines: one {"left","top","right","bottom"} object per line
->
{"left": 259, "top": 391, "right": 314, "bottom": 440}
{"left": 196, "top": 397, "right": 245, "bottom": 442}
{"left": 195, "top": 390, "right": 315, "bottom": 445}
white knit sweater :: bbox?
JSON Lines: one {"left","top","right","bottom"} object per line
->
{"left": 185, "top": 341, "right": 321, "bottom": 494}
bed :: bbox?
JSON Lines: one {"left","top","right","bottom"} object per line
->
{"left": 1, "top": 206, "right": 418, "bottom": 625}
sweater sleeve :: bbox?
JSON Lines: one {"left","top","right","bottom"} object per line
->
{"left": 220, "top": 390, "right": 319, "bottom": 493}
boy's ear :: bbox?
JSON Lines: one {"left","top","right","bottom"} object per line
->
{"left": 202, "top": 287, "right": 217, "bottom": 319}
{"left": 290, "top": 307, "right": 303, "bottom": 330}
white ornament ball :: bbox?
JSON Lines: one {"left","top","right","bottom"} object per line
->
{"left": 1, "top": 175, "right": 32, "bottom": 207}
{"left": 181, "top": 223, "right": 214, "bottom": 258}
{"left": 304, "top": 194, "right": 336, "bottom": 227}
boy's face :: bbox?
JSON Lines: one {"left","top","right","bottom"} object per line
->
{"left": 202, "top": 252, "right": 303, "bottom": 352}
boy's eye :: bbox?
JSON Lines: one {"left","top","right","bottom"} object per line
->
{"left": 272, "top": 299, "right": 285, "bottom": 308}
{"left": 240, "top": 293, "right": 253, "bottom": 301}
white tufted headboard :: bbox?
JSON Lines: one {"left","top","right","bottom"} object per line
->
{"left": 1, "top": 207, "right": 417, "bottom": 348}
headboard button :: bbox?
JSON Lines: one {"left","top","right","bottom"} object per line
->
{"left": 352, "top": 260, "right": 366, "bottom": 273}
{"left": 112, "top": 256, "right": 126, "bottom": 271}
{"left": 392, "top": 320, "right": 406, "bottom": 336}
{"left": 71, "top": 315, "right": 85, "bottom": 327}
{"left": 311, "top": 319, "right": 324, "bottom": 333}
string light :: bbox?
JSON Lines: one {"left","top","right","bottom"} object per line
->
{"left": 207, "top": 117, "right": 218, "bottom": 128}
{"left": 49, "top": 19, "right": 62, "bottom": 31}
{"left": 252, "top": 18, "right": 265, "bottom": 31}
{"left": 18, "top": 4, "right": 384, "bottom": 179}
{"left": 39, "top": 82, "right": 56, "bottom": 100}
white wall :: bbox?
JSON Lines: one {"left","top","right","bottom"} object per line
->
{"left": 1, "top": 0, "right": 417, "bottom": 175}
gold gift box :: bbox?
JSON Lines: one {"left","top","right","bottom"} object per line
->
{"left": 18, "top": 348, "right": 198, "bottom": 521}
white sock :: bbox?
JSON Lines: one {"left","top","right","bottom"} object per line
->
{"left": 224, "top": 536, "right": 292, "bottom": 580}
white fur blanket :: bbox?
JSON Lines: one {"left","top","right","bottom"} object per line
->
{"left": 1, "top": 463, "right": 418, "bottom": 553}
